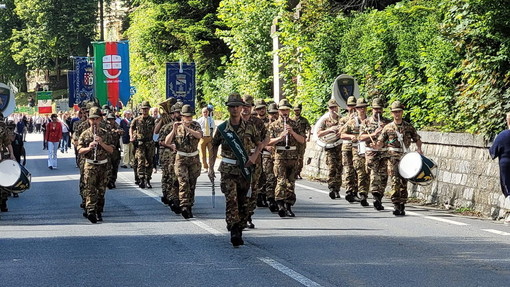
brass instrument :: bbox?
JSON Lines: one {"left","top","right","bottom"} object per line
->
{"left": 283, "top": 116, "right": 290, "bottom": 149}
{"left": 159, "top": 97, "right": 177, "bottom": 115}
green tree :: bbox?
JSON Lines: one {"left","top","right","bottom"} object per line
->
{"left": 0, "top": 0, "right": 26, "bottom": 90}
{"left": 126, "top": 0, "right": 228, "bottom": 107}
{"left": 10, "top": 0, "right": 97, "bottom": 86}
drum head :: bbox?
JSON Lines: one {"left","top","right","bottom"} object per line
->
{"left": 0, "top": 160, "right": 22, "bottom": 187}
{"left": 398, "top": 152, "right": 423, "bottom": 179}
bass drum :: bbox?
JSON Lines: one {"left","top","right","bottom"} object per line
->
{"left": 0, "top": 160, "right": 31, "bottom": 193}
{"left": 398, "top": 152, "right": 437, "bottom": 186}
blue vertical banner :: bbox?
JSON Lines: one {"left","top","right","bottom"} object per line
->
{"left": 166, "top": 62, "right": 196, "bottom": 109}
{"left": 69, "top": 57, "right": 94, "bottom": 107}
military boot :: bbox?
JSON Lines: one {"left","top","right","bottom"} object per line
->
{"left": 277, "top": 200, "right": 286, "bottom": 218}
{"left": 161, "top": 196, "right": 170, "bottom": 205}
{"left": 392, "top": 203, "right": 403, "bottom": 216}
{"left": 247, "top": 215, "right": 255, "bottom": 229}
{"left": 345, "top": 192, "right": 356, "bottom": 203}
{"left": 139, "top": 179, "right": 146, "bottom": 189}
{"left": 146, "top": 179, "right": 152, "bottom": 189}
{"left": 360, "top": 193, "right": 369, "bottom": 207}
{"left": 328, "top": 189, "right": 336, "bottom": 200}
{"left": 257, "top": 193, "right": 268, "bottom": 207}
{"left": 335, "top": 191, "right": 342, "bottom": 199}
{"left": 373, "top": 193, "right": 384, "bottom": 211}
{"left": 268, "top": 197, "right": 278, "bottom": 212}
{"left": 181, "top": 206, "right": 192, "bottom": 219}
{"left": 0, "top": 199, "right": 8, "bottom": 212}
{"left": 87, "top": 210, "right": 98, "bottom": 223}
{"left": 400, "top": 203, "right": 406, "bottom": 216}
{"left": 230, "top": 224, "right": 244, "bottom": 247}
{"left": 285, "top": 203, "right": 295, "bottom": 217}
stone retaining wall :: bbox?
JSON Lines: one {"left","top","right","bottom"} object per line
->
{"left": 302, "top": 131, "right": 510, "bottom": 220}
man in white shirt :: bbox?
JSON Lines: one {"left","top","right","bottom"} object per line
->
{"left": 196, "top": 107, "right": 215, "bottom": 171}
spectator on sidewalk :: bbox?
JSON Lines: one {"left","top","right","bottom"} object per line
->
{"left": 196, "top": 107, "right": 215, "bottom": 172}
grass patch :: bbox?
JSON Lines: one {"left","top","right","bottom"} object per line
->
{"left": 452, "top": 207, "right": 483, "bottom": 217}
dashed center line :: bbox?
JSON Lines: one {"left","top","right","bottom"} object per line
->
{"left": 482, "top": 229, "right": 510, "bottom": 236}
{"left": 259, "top": 257, "right": 323, "bottom": 287}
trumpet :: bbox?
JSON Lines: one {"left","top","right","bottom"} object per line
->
{"left": 283, "top": 116, "right": 290, "bottom": 150}
{"left": 93, "top": 125, "right": 98, "bottom": 163}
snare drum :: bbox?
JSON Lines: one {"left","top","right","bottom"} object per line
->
{"left": 0, "top": 160, "right": 31, "bottom": 193}
{"left": 398, "top": 152, "right": 437, "bottom": 185}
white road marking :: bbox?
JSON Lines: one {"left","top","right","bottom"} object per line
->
{"left": 118, "top": 174, "right": 224, "bottom": 236}
{"left": 482, "top": 229, "right": 510, "bottom": 236}
{"left": 31, "top": 174, "right": 80, "bottom": 182}
{"left": 259, "top": 257, "right": 323, "bottom": 287}
{"left": 423, "top": 216, "right": 469, "bottom": 226}
{"left": 295, "top": 183, "right": 328, "bottom": 195}
{"left": 191, "top": 220, "right": 224, "bottom": 236}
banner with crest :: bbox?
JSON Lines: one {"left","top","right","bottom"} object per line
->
{"left": 68, "top": 57, "right": 94, "bottom": 107}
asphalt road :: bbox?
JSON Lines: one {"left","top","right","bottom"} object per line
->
{"left": 1, "top": 133, "right": 509, "bottom": 286}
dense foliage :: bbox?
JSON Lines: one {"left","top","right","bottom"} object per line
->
{"left": 1, "top": 0, "right": 509, "bottom": 136}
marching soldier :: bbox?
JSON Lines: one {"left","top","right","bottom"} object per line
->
{"left": 292, "top": 104, "right": 311, "bottom": 179}
{"left": 375, "top": 101, "right": 423, "bottom": 215}
{"left": 130, "top": 101, "right": 156, "bottom": 189}
{"left": 254, "top": 99, "right": 270, "bottom": 208}
{"left": 360, "top": 98, "right": 391, "bottom": 210}
{"left": 241, "top": 95, "right": 268, "bottom": 228}
{"left": 261, "top": 103, "right": 279, "bottom": 212}
{"left": 268, "top": 99, "right": 306, "bottom": 217}
{"left": 317, "top": 99, "right": 343, "bottom": 200}
{"left": 77, "top": 107, "right": 115, "bottom": 223}
{"left": 208, "top": 93, "right": 264, "bottom": 247}
{"left": 255, "top": 99, "right": 269, "bottom": 124}
{"left": 0, "top": 112, "right": 16, "bottom": 212}
{"left": 165, "top": 105, "right": 202, "bottom": 219}
{"left": 341, "top": 98, "right": 370, "bottom": 206}
{"left": 339, "top": 96, "right": 360, "bottom": 203}
{"left": 156, "top": 99, "right": 177, "bottom": 206}
{"left": 106, "top": 113, "right": 123, "bottom": 189}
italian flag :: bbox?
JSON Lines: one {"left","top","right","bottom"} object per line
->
{"left": 37, "top": 91, "right": 53, "bottom": 114}
{"left": 92, "top": 41, "right": 131, "bottom": 106}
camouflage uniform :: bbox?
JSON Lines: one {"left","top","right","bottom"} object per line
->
{"left": 260, "top": 115, "right": 278, "bottom": 211}
{"left": 158, "top": 117, "right": 177, "bottom": 206}
{"left": 211, "top": 119, "right": 259, "bottom": 231}
{"left": 362, "top": 114, "right": 391, "bottom": 209}
{"left": 74, "top": 119, "right": 110, "bottom": 205}
{"left": 378, "top": 121, "right": 421, "bottom": 207}
{"left": 342, "top": 114, "right": 370, "bottom": 204}
{"left": 130, "top": 115, "right": 155, "bottom": 186}
{"left": 339, "top": 112, "right": 359, "bottom": 201}
{"left": 292, "top": 114, "right": 311, "bottom": 177}
{"left": 172, "top": 121, "right": 202, "bottom": 215}
{"left": 244, "top": 115, "right": 267, "bottom": 226}
{"left": 319, "top": 114, "right": 343, "bottom": 196}
{"left": 268, "top": 116, "right": 303, "bottom": 214}
{"left": 77, "top": 125, "right": 114, "bottom": 220}
{"left": 107, "top": 120, "right": 122, "bottom": 187}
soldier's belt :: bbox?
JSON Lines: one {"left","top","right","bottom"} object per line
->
{"left": 176, "top": 150, "right": 199, "bottom": 157}
{"left": 388, "top": 147, "right": 403, "bottom": 152}
{"left": 262, "top": 151, "right": 271, "bottom": 156}
{"left": 221, "top": 157, "right": 238, "bottom": 165}
{"left": 342, "top": 140, "right": 352, "bottom": 144}
{"left": 276, "top": 146, "right": 297, "bottom": 151}
{"left": 366, "top": 147, "right": 388, "bottom": 152}
{"left": 85, "top": 159, "right": 108, "bottom": 165}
